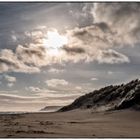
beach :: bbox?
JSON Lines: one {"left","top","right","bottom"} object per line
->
{"left": 0, "top": 109, "right": 140, "bottom": 138}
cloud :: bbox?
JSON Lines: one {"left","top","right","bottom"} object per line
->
{"left": 64, "top": 3, "right": 140, "bottom": 64}
{"left": 1, "top": 74, "right": 16, "bottom": 87}
{"left": 16, "top": 44, "right": 47, "bottom": 67}
{"left": 3, "top": 3, "right": 139, "bottom": 75}
{"left": 91, "top": 77, "right": 98, "bottom": 81}
{"left": 93, "top": 3, "right": 140, "bottom": 45}
{"left": 11, "top": 34, "right": 17, "bottom": 42}
{"left": 25, "top": 85, "right": 83, "bottom": 99}
{"left": 26, "top": 86, "right": 56, "bottom": 96}
{"left": 0, "top": 92, "right": 75, "bottom": 111}
{"left": 63, "top": 45, "right": 85, "bottom": 54}
{"left": 14, "top": 24, "right": 118, "bottom": 71}
{"left": 68, "top": 3, "right": 93, "bottom": 27}
{"left": 75, "top": 86, "right": 82, "bottom": 90}
{"left": 0, "top": 74, "right": 17, "bottom": 88}
{"left": 46, "top": 79, "right": 69, "bottom": 88}
{"left": 0, "top": 92, "right": 47, "bottom": 111}
{"left": 66, "top": 25, "right": 113, "bottom": 48}
{"left": 27, "top": 86, "right": 41, "bottom": 92}
{"left": 4, "top": 74, "right": 16, "bottom": 83}
{"left": 108, "top": 71, "right": 113, "bottom": 75}
{"left": 62, "top": 25, "right": 130, "bottom": 64}
{"left": 97, "top": 49, "right": 130, "bottom": 64}
{"left": 57, "top": 3, "right": 140, "bottom": 65}
{"left": 0, "top": 93, "right": 34, "bottom": 101}
{"left": 7, "top": 83, "right": 14, "bottom": 87}
{"left": 0, "top": 49, "right": 40, "bottom": 73}
{"left": 26, "top": 85, "right": 84, "bottom": 104}
{"left": 48, "top": 68, "right": 65, "bottom": 74}
{"left": 0, "top": 89, "right": 78, "bottom": 101}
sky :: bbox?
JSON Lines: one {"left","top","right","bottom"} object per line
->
{"left": 0, "top": 2, "right": 140, "bottom": 111}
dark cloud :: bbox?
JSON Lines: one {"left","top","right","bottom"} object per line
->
{"left": 71, "top": 25, "right": 113, "bottom": 44}
{"left": 94, "top": 22, "right": 111, "bottom": 33}
{"left": 0, "top": 57, "right": 19, "bottom": 69}
{"left": 16, "top": 45, "right": 45, "bottom": 61}
{"left": 62, "top": 46, "right": 85, "bottom": 54}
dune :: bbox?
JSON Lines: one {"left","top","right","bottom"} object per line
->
{"left": 59, "top": 79, "right": 140, "bottom": 112}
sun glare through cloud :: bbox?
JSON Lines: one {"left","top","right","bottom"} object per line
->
{"left": 44, "top": 30, "right": 68, "bottom": 49}
{"left": 43, "top": 30, "right": 68, "bottom": 56}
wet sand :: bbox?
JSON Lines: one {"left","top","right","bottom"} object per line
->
{"left": 0, "top": 109, "right": 140, "bottom": 138}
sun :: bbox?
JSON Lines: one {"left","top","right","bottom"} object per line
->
{"left": 44, "top": 30, "right": 68, "bottom": 49}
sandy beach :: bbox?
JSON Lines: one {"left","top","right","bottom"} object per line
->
{"left": 0, "top": 109, "right": 140, "bottom": 138}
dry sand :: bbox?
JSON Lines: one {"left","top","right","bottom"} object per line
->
{"left": 0, "top": 109, "right": 140, "bottom": 138}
